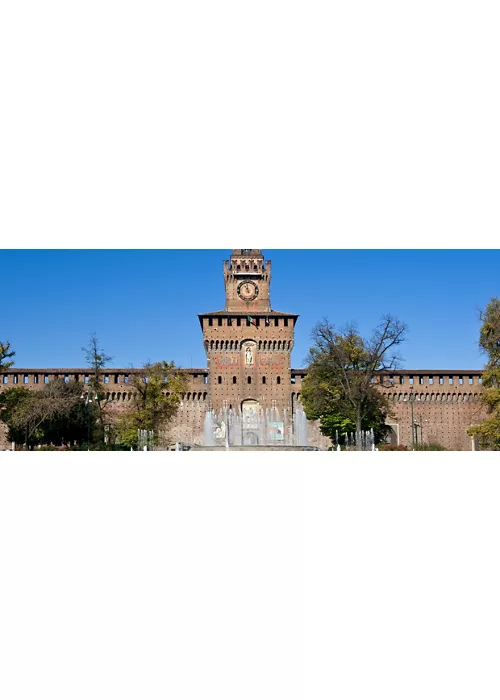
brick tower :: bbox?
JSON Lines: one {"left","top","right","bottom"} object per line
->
{"left": 199, "top": 249, "right": 298, "bottom": 416}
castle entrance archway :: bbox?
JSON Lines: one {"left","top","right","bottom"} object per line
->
{"left": 241, "top": 399, "right": 262, "bottom": 445}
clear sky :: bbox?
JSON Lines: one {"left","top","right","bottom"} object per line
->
{"left": 1, "top": 249, "right": 497, "bottom": 371}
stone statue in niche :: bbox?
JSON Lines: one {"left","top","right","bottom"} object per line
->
{"left": 245, "top": 345, "right": 254, "bottom": 366}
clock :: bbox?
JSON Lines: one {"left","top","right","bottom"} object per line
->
{"left": 237, "top": 280, "right": 259, "bottom": 301}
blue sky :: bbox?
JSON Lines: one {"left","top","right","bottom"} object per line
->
{"left": 1, "top": 249, "right": 497, "bottom": 371}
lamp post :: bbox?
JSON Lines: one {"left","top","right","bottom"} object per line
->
{"left": 81, "top": 389, "right": 97, "bottom": 451}
{"left": 404, "top": 390, "right": 420, "bottom": 450}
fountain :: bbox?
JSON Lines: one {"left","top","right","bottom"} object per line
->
{"left": 200, "top": 405, "right": 313, "bottom": 449}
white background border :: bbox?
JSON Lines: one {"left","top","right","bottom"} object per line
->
{"left": 1, "top": 0, "right": 500, "bottom": 697}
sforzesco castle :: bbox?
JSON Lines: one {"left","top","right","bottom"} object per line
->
{"left": 0, "top": 250, "right": 487, "bottom": 450}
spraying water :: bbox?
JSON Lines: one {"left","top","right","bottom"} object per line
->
{"left": 202, "top": 406, "right": 310, "bottom": 447}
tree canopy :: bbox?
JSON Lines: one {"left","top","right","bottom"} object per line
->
{"left": 0, "top": 379, "right": 88, "bottom": 448}
{"left": 468, "top": 298, "right": 500, "bottom": 450}
{"left": 0, "top": 341, "right": 15, "bottom": 371}
{"left": 301, "top": 316, "right": 407, "bottom": 449}
{"left": 116, "top": 361, "right": 188, "bottom": 448}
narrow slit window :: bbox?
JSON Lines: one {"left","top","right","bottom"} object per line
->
{"left": 247, "top": 376, "right": 252, "bottom": 384}
{"left": 218, "top": 376, "right": 222, "bottom": 384}
{"left": 262, "top": 376, "right": 266, "bottom": 384}
{"left": 232, "top": 376, "right": 237, "bottom": 384}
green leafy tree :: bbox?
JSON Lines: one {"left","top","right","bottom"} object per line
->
{"left": 301, "top": 316, "right": 407, "bottom": 450}
{"left": 116, "top": 361, "right": 188, "bottom": 448}
{"left": 82, "top": 334, "right": 113, "bottom": 447}
{"left": 468, "top": 298, "right": 500, "bottom": 450}
{"left": 0, "top": 341, "right": 15, "bottom": 371}
{"left": 0, "top": 379, "right": 87, "bottom": 448}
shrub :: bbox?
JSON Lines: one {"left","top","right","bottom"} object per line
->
{"left": 415, "top": 442, "right": 447, "bottom": 451}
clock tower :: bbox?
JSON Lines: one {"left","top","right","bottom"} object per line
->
{"left": 223, "top": 249, "right": 271, "bottom": 313}
{"left": 199, "top": 249, "right": 298, "bottom": 422}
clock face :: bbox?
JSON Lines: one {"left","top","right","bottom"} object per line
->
{"left": 237, "top": 280, "right": 259, "bottom": 301}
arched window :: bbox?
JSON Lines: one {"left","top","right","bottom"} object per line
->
{"left": 233, "top": 376, "right": 237, "bottom": 384}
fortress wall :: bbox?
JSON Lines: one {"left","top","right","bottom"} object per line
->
{"left": 0, "top": 368, "right": 488, "bottom": 451}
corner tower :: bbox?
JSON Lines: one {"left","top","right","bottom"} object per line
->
{"left": 199, "top": 250, "right": 298, "bottom": 417}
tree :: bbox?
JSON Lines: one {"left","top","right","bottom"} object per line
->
{"left": 82, "top": 334, "right": 113, "bottom": 447}
{"left": 301, "top": 316, "right": 407, "bottom": 450}
{"left": 0, "top": 379, "right": 87, "bottom": 448}
{"left": 468, "top": 298, "right": 500, "bottom": 450}
{"left": 0, "top": 341, "right": 15, "bottom": 371}
{"left": 116, "top": 361, "right": 188, "bottom": 448}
